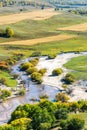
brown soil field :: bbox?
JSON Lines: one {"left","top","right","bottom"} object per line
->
{"left": 0, "top": 9, "right": 61, "bottom": 25}
{"left": 0, "top": 34, "right": 76, "bottom": 46}
{"left": 58, "top": 23, "right": 87, "bottom": 32}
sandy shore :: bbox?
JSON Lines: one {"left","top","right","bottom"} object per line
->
{"left": 36, "top": 53, "right": 87, "bottom": 101}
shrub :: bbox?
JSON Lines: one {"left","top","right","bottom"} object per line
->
{"left": 52, "top": 68, "right": 63, "bottom": 76}
{"left": 12, "top": 74, "right": 19, "bottom": 79}
{"left": 48, "top": 54, "right": 56, "bottom": 59}
{"left": 39, "top": 94, "right": 49, "bottom": 99}
{"left": 26, "top": 67, "right": 38, "bottom": 75}
{"left": 29, "top": 58, "right": 39, "bottom": 66}
{"left": 64, "top": 73, "right": 75, "bottom": 84}
{"left": 31, "top": 51, "right": 41, "bottom": 57}
{"left": 39, "top": 68, "right": 47, "bottom": 76}
{"left": 0, "top": 61, "right": 9, "bottom": 71}
{"left": 0, "top": 89, "right": 12, "bottom": 100}
{"left": 20, "top": 62, "right": 33, "bottom": 71}
{"left": 60, "top": 116, "right": 85, "bottom": 130}
{"left": 5, "top": 27, "right": 14, "bottom": 37}
{"left": 31, "top": 72, "right": 43, "bottom": 84}
{"left": 62, "top": 84, "right": 68, "bottom": 90}
{"left": 18, "top": 89, "right": 26, "bottom": 96}
{"left": 55, "top": 108, "right": 68, "bottom": 120}
{"left": 56, "top": 93, "right": 69, "bottom": 102}
{"left": 0, "top": 77, "right": 6, "bottom": 84}
{"left": 11, "top": 118, "right": 31, "bottom": 129}
{"left": 39, "top": 122, "right": 51, "bottom": 130}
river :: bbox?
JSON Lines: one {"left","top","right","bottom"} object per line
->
{"left": 0, "top": 52, "right": 87, "bottom": 125}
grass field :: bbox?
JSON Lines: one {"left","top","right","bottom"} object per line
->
{"left": 64, "top": 55, "right": 87, "bottom": 80}
{"left": 0, "top": 12, "right": 87, "bottom": 43}
{"left": 0, "top": 35, "right": 87, "bottom": 56}
{"left": 0, "top": 71, "right": 17, "bottom": 87}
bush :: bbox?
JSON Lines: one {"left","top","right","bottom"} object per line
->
{"left": 62, "top": 84, "right": 68, "bottom": 90}
{"left": 56, "top": 93, "right": 69, "bottom": 102}
{"left": 20, "top": 62, "right": 33, "bottom": 71}
{"left": 48, "top": 54, "right": 56, "bottom": 59}
{"left": 29, "top": 58, "right": 39, "bottom": 66}
{"left": 5, "top": 27, "right": 14, "bottom": 37}
{"left": 60, "top": 116, "right": 85, "bottom": 130}
{"left": 31, "top": 72, "right": 43, "bottom": 84}
{"left": 0, "top": 89, "right": 12, "bottom": 100}
{"left": 11, "top": 118, "right": 31, "bottom": 129}
{"left": 64, "top": 73, "right": 75, "bottom": 84}
{"left": 12, "top": 74, "right": 19, "bottom": 79}
{"left": 39, "top": 122, "right": 51, "bottom": 130}
{"left": 31, "top": 51, "right": 41, "bottom": 57}
{"left": 39, "top": 68, "right": 47, "bottom": 76}
{"left": 55, "top": 108, "right": 68, "bottom": 120}
{"left": 26, "top": 67, "right": 38, "bottom": 75}
{"left": 0, "top": 77, "right": 6, "bottom": 84}
{"left": 0, "top": 61, "right": 9, "bottom": 71}
{"left": 39, "top": 94, "right": 49, "bottom": 99}
{"left": 52, "top": 68, "right": 63, "bottom": 76}
{"left": 18, "top": 89, "right": 26, "bottom": 96}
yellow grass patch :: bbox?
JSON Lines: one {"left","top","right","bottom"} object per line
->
{"left": 0, "top": 34, "right": 76, "bottom": 46}
{"left": 0, "top": 9, "right": 61, "bottom": 25}
{"left": 59, "top": 23, "right": 87, "bottom": 32}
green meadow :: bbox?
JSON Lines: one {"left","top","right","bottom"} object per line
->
{"left": 64, "top": 55, "right": 87, "bottom": 80}
{"left": 0, "top": 13, "right": 87, "bottom": 43}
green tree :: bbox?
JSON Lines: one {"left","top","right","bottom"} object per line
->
{"left": 69, "top": 102, "right": 79, "bottom": 113}
{"left": 32, "top": 108, "right": 53, "bottom": 130}
{"left": 55, "top": 108, "right": 68, "bottom": 120}
{"left": 39, "top": 122, "right": 51, "bottom": 130}
{"left": 11, "top": 110, "right": 28, "bottom": 120}
{"left": 5, "top": 27, "right": 14, "bottom": 37}
{"left": 11, "top": 118, "right": 32, "bottom": 130}
{"left": 78, "top": 100, "right": 87, "bottom": 112}
{"left": 60, "top": 116, "right": 85, "bottom": 130}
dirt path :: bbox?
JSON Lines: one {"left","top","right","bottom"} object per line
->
{"left": 0, "top": 34, "right": 76, "bottom": 46}
{"left": 58, "top": 22, "right": 87, "bottom": 32}
{"left": 0, "top": 9, "right": 61, "bottom": 25}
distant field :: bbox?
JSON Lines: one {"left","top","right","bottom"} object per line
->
{"left": 0, "top": 12, "right": 87, "bottom": 43}
{"left": 59, "top": 22, "right": 87, "bottom": 32}
{"left": 0, "top": 34, "right": 76, "bottom": 45}
{"left": 64, "top": 55, "right": 87, "bottom": 80}
{"left": 0, "top": 9, "right": 60, "bottom": 25}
